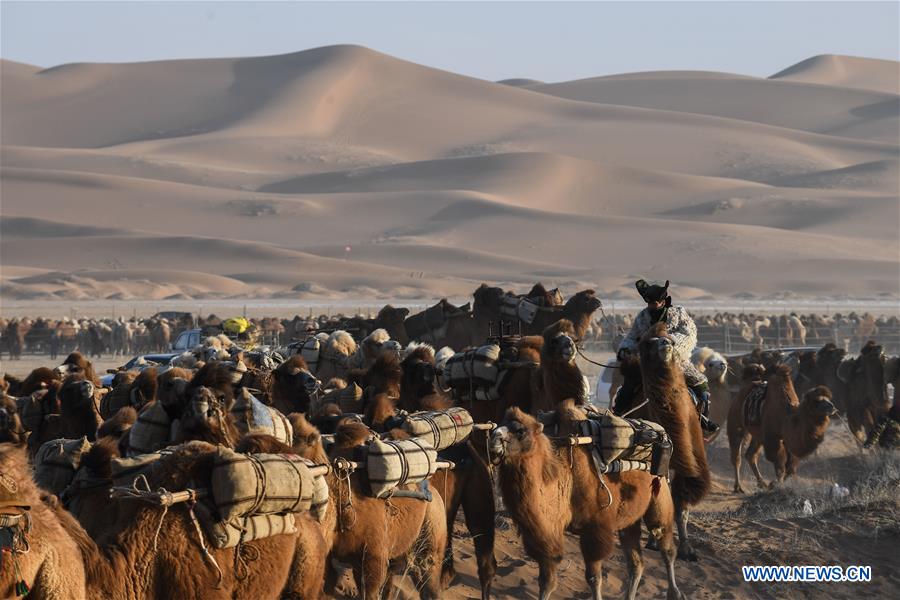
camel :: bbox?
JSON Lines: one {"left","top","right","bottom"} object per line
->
{"left": 3, "top": 319, "right": 28, "bottom": 359}
{"left": 489, "top": 405, "right": 684, "bottom": 600}
{"left": 396, "top": 343, "right": 495, "bottom": 599}
{"left": 524, "top": 289, "right": 603, "bottom": 341}
{"left": 539, "top": 319, "right": 590, "bottom": 409}
{"left": 841, "top": 341, "right": 892, "bottom": 443}
{"left": 294, "top": 417, "right": 446, "bottom": 599}
{"left": 349, "top": 351, "right": 404, "bottom": 431}
{"left": 55, "top": 351, "right": 101, "bottom": 386}
{"left": 53, "top": 439, "right": 314, "bottom": 599}
{"left": 5, "top": 366, "right": 60, "bottom": 397}
{"left": 0, "top": 443, "right": 88, "bottom": 598}
{"left": 100, "top": 367, "right": 157, "bottom": 420}
{"left": 728, "top": 365, "right": 835, "bottom": 492}
{"left": 692, "top": 347, "right": 730, "bottom": 427}
{"left": 57, "top": 375, "right": 104, "bottom": 441}
{"left": 271, "top": 355, "right": 318, "bottom": 416}
{"left": 635, "top": 322, "right": 711, "bottom": 561}
{"left": 403, "top": 299, "right": 475, "bottom": 351}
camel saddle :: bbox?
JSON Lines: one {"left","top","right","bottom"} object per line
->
{"left": 743, "top": 381, "right": 768, "bottom": 427}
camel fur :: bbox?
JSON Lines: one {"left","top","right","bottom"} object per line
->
{"left": 0, "top": 443, "right": 88, "bottom": 599}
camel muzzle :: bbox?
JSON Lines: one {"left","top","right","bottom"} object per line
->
{"left": 489, "top": 426, "right": 509, "bottom": 463}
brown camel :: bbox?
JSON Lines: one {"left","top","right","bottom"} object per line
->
{"left": 349, "top": 352, "right": 403, "bottom": 431}
{"left": 0, "top": 443, "right": 88, "bottom": 598}
{"left": 842, "top": 341, "right": 891, "bottom": 443}
{"left": 6, "top": 366, "right": 60, "bottom": 397}
{"left": 54, "top": 439, "right": 313, "bottom": 599}
{"left": 55, "top": 351, "right": 100, "bottom": 386}
{"left": 57, "top": 375, "right": 103, "bottom": 441}
{"left": 728, "top": 365, "right": 836, "bottom": 492}
{"left": 395, "top": 344, "right": 496, "bottom": 599}
{"left": 100, "top": 367, "right": 157, "bottom": 420}
{"left": 403, "top": 299, "right": 475, "bottom": 350}
{"left": 296, "top": 417, "right": 446, "bottom": 599}
{"left": 271, "top": 355, "right": 318, "bottom": 416}
{"left": 489, "top": 406, "right": 684, "bottom": 600}
{"left": 524, "top": 289, "right": 603, "bottom": 340}
{"left": 636, "top": 322, "right": 711, "bottom": 561}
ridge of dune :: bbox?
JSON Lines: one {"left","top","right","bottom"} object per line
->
{"left": 526, "top": 74, "right": 899, "bottom": 143}
{"left": 769, "top": 54, "right": 900, "bottom": 95}
{"left": 497, "top": 78, "right": 544, "bottom": 87}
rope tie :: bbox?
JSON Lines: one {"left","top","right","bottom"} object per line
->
{"left": 186, "top": 501, "right": 223, "bottom": 588}
{"left": 621, "top": 398, "right": 649, "bottom": 418}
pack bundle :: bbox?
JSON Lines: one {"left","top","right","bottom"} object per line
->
{"left": 299, "top": 334, "right": 328, "bottom": 373}
{"left": 499, "top": 294, "right": 540, "bottom": 325}
{"left": 401, "top": 407, "right": 474, "bottom": 451}
{"left": 193, "top": 503, "right": 298, "bottom": 550}
{"left": 99, "top": 384, "right": 134, "bottom": 420}
{"left": 577, "top": 412, "right": 670, "bottom": 476}
{"left": 230, "top": 389, "right": 293, "bottom": 446}
{"left": 128, "top": 401, "right": 173, "bottom": 456}
{"left": 33, "top": 437, "right": 92, "bottom": 495}
{"left": 366, "top": 437, "right": 439, "bottom": 499}
{"left": 442, "top": 345, "right": 505, "bottom": 401}
{"left": 210, "top": 447, "right": 329, "bottom": 524}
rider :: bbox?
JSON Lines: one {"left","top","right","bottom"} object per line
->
{"left": 615, "top": 279, "right": 719, "bottom": 433}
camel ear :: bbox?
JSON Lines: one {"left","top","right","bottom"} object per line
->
{"left": 306, "top": 432, "right": 318, "bottom": 446}
{"left": 535, "top": 422, "right": 544, "bottom": 434}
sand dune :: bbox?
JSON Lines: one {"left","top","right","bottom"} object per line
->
{"left": 770, "top": 54, "right": 900, "bottom": 95}
{"left": 1, "top": 46, "right": 897, "bottom": 302}
{"left": 527, "top": 73, "right": 899, "bottom": 142}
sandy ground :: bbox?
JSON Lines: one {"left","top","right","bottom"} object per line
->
{"left": 1, "top": 48, "right": 898, "bottom": 303}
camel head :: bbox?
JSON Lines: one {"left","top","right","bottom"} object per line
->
{"left": 741, "top": 363, "right": 766, "bottom": 383}
{"left": 272, "top": 356, "right": 319, "bottom": 414}
{"left": 473, "top": 284, "right": 505, "bottom": 314}
{"left": 56, "top": 351, "right": 97, "bottom": 384}
{"left": 541, "top": 319, "right": 577, "bottom": 363}
{"left": 176, "top": 385, "right": 240, "bottom": 447}
{"left": 816, "top": 343, "right": 846, "bottom": 369}
{"left": 704, "top": 353, "right": 728, "bottom": 384}
{"left": 564, "top": 289, "right": 602, "bottom": 316}
{"left": 359, "top": 351, "right": 403, "bottom": 397}
{"left": 639, "top": 322, "right": 677, "bottom": 367}
{"left": 401, "top": 344, "right": 438, "bottom": 397}
{"left": 490, "top": 407, "right": 544, "bottom": 464}
{"left": 288, "top": 413, "right": 325, "bottom": 459}
{"left": 800, "top": 386, "right": 837, "bottom": 419}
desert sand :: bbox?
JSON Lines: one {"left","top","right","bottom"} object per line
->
{"left": 1, "top": 47, "right": 898, "bottom": 304}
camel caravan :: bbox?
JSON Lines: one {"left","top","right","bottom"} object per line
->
{"left": 1, "top": 280, "right": 898, "bottom": 599}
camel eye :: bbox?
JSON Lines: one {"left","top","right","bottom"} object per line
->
{"left": 515, "top": 429, "right": 526, "bottom": 439}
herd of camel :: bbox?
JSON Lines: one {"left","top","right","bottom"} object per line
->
{"left": 0, "top": 283, "right": 897, "bottom": 600}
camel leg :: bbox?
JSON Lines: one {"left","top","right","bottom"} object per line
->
{"left": 673, "top": 499, "right": 698, "bottom": 562}
{"left": 618, "top": 521, "right": 644, "bottom": 600}
{"left": 744, "top": 437, "right": 767, "bottom": 490}
{"left": 357, "top": 549, "right": 389, "bottom": 600}
{"left": 763, "top": 435, "right": 787, "bottom": 486}
{"left": 536, "top": 555, "right": 561, "bottom": 600}
{"left": 785, "top": 451, "right": 800, "bottom": 478}
{"left": 461, "top": 466, "right": 496, "bottom": 600}
{"left": 730, "top": 433, "right": 747, "bottom": 493}
{"left": 643, "top": 489, "right": 685, "bottom": 600}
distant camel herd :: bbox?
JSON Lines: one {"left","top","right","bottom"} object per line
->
{"left": 1, "top": 282, "right": 897, "bottom": 599}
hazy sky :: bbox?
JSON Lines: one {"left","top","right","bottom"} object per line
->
{"left": 2, "top": 1, "right": 898, "bottom": 82}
